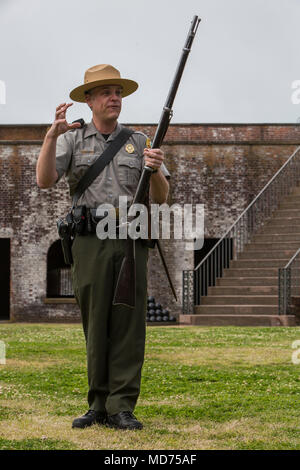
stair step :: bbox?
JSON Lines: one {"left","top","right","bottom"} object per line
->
{"left": 194, "top": 305, "right": 278, "bottom": 315}
{"left": 261, "top": 225, "right": 300, "bottom": 234}
{"left": 243, "top": 242, "right": 300, "bottom": 251}
{"left": 180, "top": 314, "right": 297, "bottom": 326}
{"left": 230, "top": 259, "right": 288, "bottom": 268}
{"left": 216, "top": 277, "right": 278, "bottom": 286}
{"left": 208, "top": 286, "right": 278, "bottom": 295}
{"left": 223, "top": 268, "right": 278, "bottom": 277}
{"left": 280, "top": 202, "right": 300, "bottom": 209}
{"left": 282, "top": 195, "right": 300, "bottom": 204}
{"left": 274, "top": 209, "right": 300, "bottom": 216}
{"left": 253, "top": 233, "right": 300, "bottom": 242}
{"left": 284, "top": 195, "right": 300, "bottom": 202}
{"left": 239, "top": 250, "right": 295, "bottom": 259}
{"left": 201, "top": 295, "right": 277, "bottom": 305}
{"left": 266, "top": 218, "right": 300, "bottom": 226}
{"left": 290, "top": 186, "right": 300, "bottom": 195}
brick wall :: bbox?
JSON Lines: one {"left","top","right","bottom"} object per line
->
{"left": 0, "top": 123, "right": 299, "bottom": 321}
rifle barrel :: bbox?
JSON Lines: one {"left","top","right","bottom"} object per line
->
{"left": 114, "top": 16, "right": 201, "bottom": 306}
{"left": 152, "top": 15, "right": 201, "bottom": 149}
{"left": 133, "top": 15, "right": 201, "bottom": 205}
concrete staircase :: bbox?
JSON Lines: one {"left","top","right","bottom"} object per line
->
{"left": 180, "top": 187, "right": 300, "bottom": 326}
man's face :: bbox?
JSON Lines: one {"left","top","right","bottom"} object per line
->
{"left": 85, "top": 85, "right": 122, "bottom": 122}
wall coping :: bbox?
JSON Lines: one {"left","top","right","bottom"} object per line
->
{"left": 0, "top": 123, "right": 299, "bottom": 145}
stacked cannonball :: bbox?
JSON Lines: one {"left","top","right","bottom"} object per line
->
{"left": 146, "top": 296, "right": 176, "bottom": 323}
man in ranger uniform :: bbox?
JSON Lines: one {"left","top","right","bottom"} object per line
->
{"left": 36, "top": 64, "right": 170, "bottom": 430}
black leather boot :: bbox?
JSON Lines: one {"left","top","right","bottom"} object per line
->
{"left": 72, "top": 410, "right": 106, "bottom": 429}
{"left": 106, "top": 411, "right": 143, "bottom": 430}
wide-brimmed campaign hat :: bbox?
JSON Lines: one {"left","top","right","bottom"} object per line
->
{"left": 69, "top": 64, "right": 139, "bottom": 102}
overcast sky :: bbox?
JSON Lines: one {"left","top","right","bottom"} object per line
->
{"left": 0, "top": 0, "right": 300, "bottom": 124}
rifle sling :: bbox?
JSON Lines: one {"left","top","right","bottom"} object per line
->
{"left": 72, "top": 127, "right": 134, "bottom": 208}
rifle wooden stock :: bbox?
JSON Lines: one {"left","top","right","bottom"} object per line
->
{"left": 113, "top": 238, "right": 136, "bottom": 308}
{"left": 113, "top": 16, "right": 200, "bottom": 308}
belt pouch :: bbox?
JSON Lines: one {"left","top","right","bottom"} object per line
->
{"left": 73, "top": 205, "right": 87, "bottom": 235}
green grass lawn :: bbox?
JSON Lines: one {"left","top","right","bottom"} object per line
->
{"left": 0, "top": 323, "right": 300, "bottom": 450}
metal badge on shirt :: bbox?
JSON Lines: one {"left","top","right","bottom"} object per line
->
{"left": 125, "top": 144, "right": 135, "bottom": 154}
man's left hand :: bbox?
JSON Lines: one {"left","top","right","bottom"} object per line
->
{"left": 144, "top": 148, "right": 164, "bottom": 172}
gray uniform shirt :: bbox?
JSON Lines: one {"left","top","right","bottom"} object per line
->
{"left": 55, "top": 121, "right": 170, "bottom": 208}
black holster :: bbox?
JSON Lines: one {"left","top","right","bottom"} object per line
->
{"left": 57, "top": 212, "right": 74, "bottom": 265}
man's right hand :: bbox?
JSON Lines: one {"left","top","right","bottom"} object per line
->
{"left": 47, "top": 103, "right": 81, "bottom": 138}
{"left": 37, "top": 102, "right": 80, "bottom": 188}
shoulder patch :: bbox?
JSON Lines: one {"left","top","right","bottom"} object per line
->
{"left": 130, "top": 130, "right": 151, "bottom": 155}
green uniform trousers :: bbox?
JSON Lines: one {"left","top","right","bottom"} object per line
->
{"left": 71, "top": 234, "right": 148, "bottom": 415}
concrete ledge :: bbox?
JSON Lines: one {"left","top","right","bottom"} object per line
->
{"left": 194, "top": 305, "right": 277, "bottom": 315}
{"left": 1, "top": 123, "right": 300, "bottom": 145}
{"left": 43, "top": 298, "right": 76, "bottom": 304}
{"left": 180, "top": 314, "right": 298, "bottom": 326}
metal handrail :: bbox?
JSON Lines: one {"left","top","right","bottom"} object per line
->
{"left": 283, "top": 247, "right": 300, "bottom": 269}
{"left": 278, "top": 247, "right": 300, "bottom": 315}
{"left": 195, "top": 146, "right": 300, "bottom": 271}
{"left": 183, "top": 146, "right": 300, "bottom": 316}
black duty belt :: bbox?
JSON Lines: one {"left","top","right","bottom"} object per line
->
{"left": 89, "top": 207, "right": 120, "bottom": 219}
{"left": 74, "top": 207, "right": 149, "bottom": 244}
{"left": 73, "top": 206, "right": 120, "bottom": 236}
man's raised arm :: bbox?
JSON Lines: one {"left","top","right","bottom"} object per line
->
{"left": 36, "top": 102, "right": 80, "bottom": 188}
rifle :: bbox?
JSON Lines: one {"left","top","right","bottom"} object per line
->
{"left": 113, "top": 15, "right": 201, "bottom": 308}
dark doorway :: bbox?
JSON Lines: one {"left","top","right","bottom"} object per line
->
{"left": 194, "top": 238, "right": 220, "bottom": 271}
{"left": 194, "top": 237, "right": 233, "bottom": 304}
{"left": 47, "top": 240, "right": 74, "bottom": 298}
{"left": 0, "top": 239, "right": 10, "bottom": 319}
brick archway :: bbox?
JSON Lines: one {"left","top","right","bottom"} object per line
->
{"left": 46, "top": 240, "right": 73, "bottom": 298}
